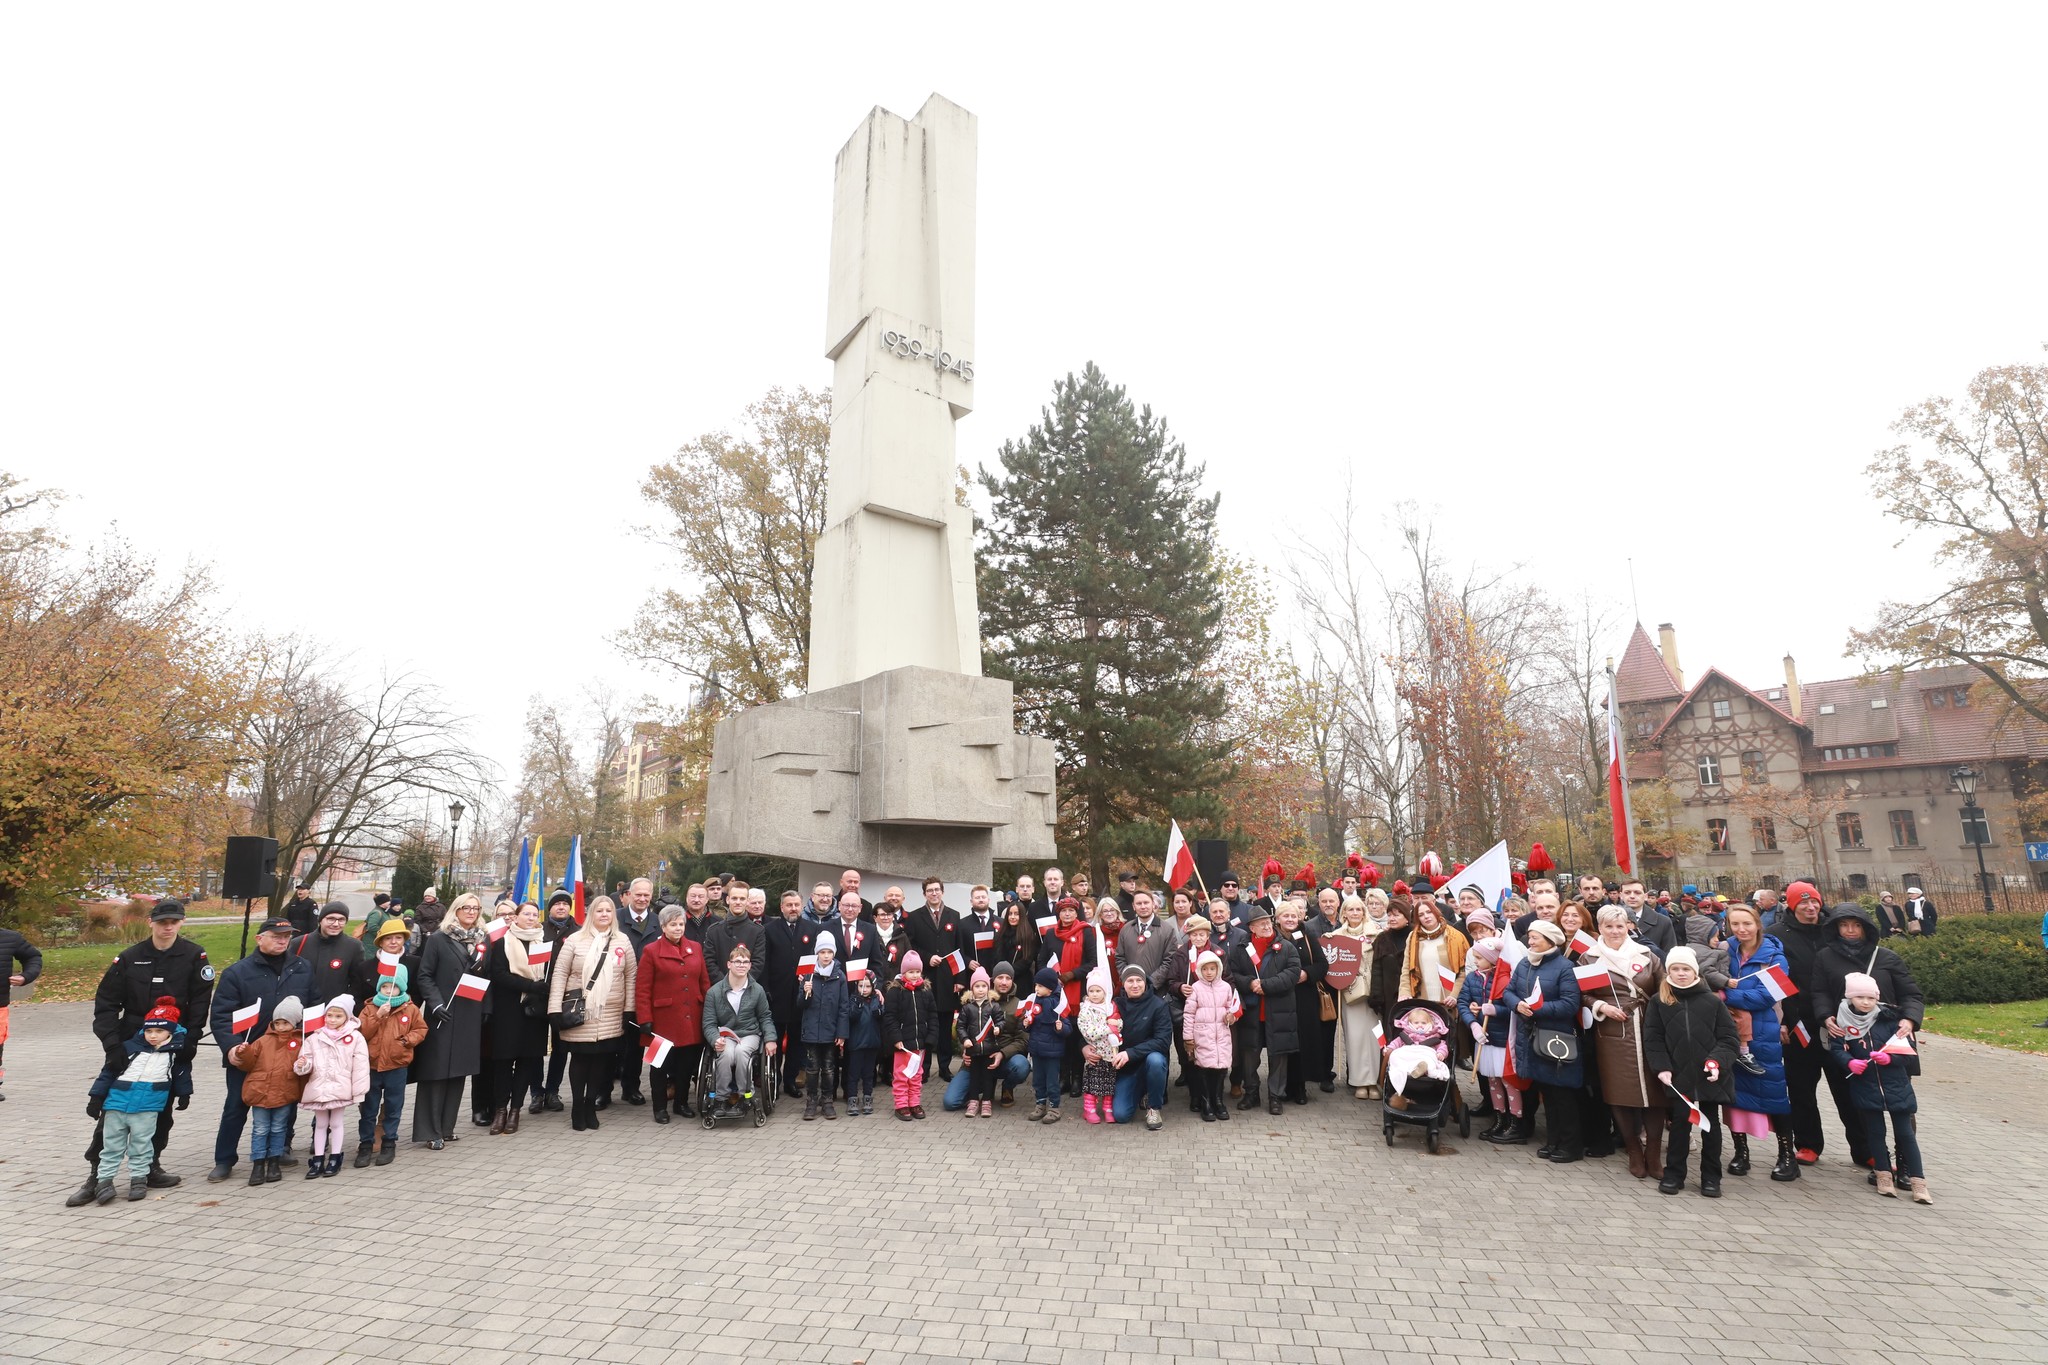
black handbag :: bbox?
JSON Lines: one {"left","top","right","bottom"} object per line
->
{"left": 1534, "top": 1026, "right": 1580, "bottom": 1064}
{"left": 556, "top": 938, "right": 608, "bottom": 1029}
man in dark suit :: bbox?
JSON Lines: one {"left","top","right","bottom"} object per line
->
{"left": 612, "top": 878, "right": 662, "bottom": 1104}
{"left": 1616, "top": 878, "right": 1676, "bottom": 956}
{"left": 905, "top": 877, "right": 963, "bottom": 1080}
{"left": 960, "top": 885, "right": 1002, "bottom": 977}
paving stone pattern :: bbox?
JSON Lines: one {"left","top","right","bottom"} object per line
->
{"left": 2, "top": 1000, "right": 2044, "bottom": 1364}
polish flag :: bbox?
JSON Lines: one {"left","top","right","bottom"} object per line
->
{"left": 1437, "top": 964, "right": 1459, "bottom": 994}
{"left": 487, "top": 919, "right": 508, "bottom": 942}
{"left": 1665, "top": 1080, "right": 1713, "bottom": 1133}
{"left": 1035, "top": 914, "right": 1056, "bottom": 931}
{"left": 644, "top": 1034, "right": 673, "bottom": 1067}
{"left": 973, "top": 930, "right": 995, "bottom": 951}
{"left": 1571, "top": 929, "right": 1600, "bottom": 956}
{"left": 1524, "top": 978, "right": 1544, "bottom": 1011}
{"left": 302, "top": 1001, "right": 327, "bottom": 1033}
{"left": 1606, "top": 679, "right": 1634, "bottom": 874}
{"left": 941, "top": 949, "right": 967, "bottom": 975}
{"left": 376, "top": 950, "right": 402, "bottom": 978}
{"left": 453, "top": 973, "right": 489, "bottom": 1002}
{"left": 231, "top": 1001, "right": 262, "bottom": 1035}
{"left": 1793, "top": 1021, "right": 1813, "bottom": 1048}
{"left": 846, "top": 958, "right": 869, "bottom": 981}
{"left": 1881, "top": 1032, "right": 1917, "bottom": 1057}
{"left": 902, "top": 1050, "right": 922, "bottom": 1079}
{"left": 1164, "top": 819, "right": 1196, "bottom": 890}
{"left": 526, "top": 940, "right": 553, "bottom": 967}
{"left": 1017, "top": 997, "right": 1040, "bottom": 1025}
{"left": 1757, "top": 964, "right": 1799, "bottom": 1001}
{"left": 1573, "top": 963, "right": 1613, "bottom": 994}
{"left": 797, "top": 954, "right": 817, "bottom": 978}
{"left": 1371, "top": 1022, "right": 1384, "bottom": 1049}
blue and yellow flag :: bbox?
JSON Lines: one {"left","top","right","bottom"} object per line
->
{"left": 511, "top": 837, "right": 534, "bottom": 905}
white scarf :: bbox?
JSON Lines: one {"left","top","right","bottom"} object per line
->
{"left": 505, "top": 923, "right": 545, "bottom": 981}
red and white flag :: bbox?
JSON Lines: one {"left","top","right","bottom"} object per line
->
{"left": 526, "top": 940, "right": 553, "bottom": 967}
{"left": 1571, "top": 929, "right": 1600, "bottom": 956}
{"left": 1793, "top": 1020, "right": 1813, "bottom": 1048}
{"left": 1371, "top": 1022, "right": 1385, "bottom": 1049}
{"left": 1606, "top": 672, "right": 1634, "bottom": 874}
{"left": 1756, "top": 964, "right": 1799, "bottom": 1001}
{"left": 796, "top": 954, "right": 817, "bottom": 978}
{"left": 1437, "top": 964, "right": 1459, "bottom": 994}
{"left": 1881, "top": 1032, "right": 1917, "bottom": 1057}
{"left": 302, "top": 1001, "right": 327, "bottom": 1033}
{"left": 941, "top": 948, "right": 967, "bottom": 975}
{"left": 1574, "top": 963, "right": 1613, "bottom": 994}
{"left": 973, "top": 930, "right": 995, "bottom": 951}
{"left": 846, "top": 958, "right": 869, "bottom": 981}
{"left": 453, "top": 973, "right": 489, "bottom": 1002}
{"left": 1665, "top": 1080, "right": 1713, "bottom": 1133}
{"left": 1017, "top": 997, "right": 1040, "bottom": 1026}
{"left": 487, "top": 919, "right": 508, "bottom": 942}
{"left": 643, "top": 1034, "right": 673, "bottom": 1067}
{"left": 1524, "top": 978, "right": 1544, "bottom": 1011}
{"left": 376, "top": 950, "right": 402, "bottom": 978}
{"left": 1164, "top": 819, "right": 1196, "bottom": 890}
{"left": 1035, "top": 914, "right": 1056, "bottom": 931}
{"left": 231, "top": 1001, "right": 262, "bottom": 1035}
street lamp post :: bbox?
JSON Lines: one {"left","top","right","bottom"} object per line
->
{"left": 446, "top": 799, "right": 466, "bottom": 893}
{"left": 1949, "top": 766, "right": 1997, "bottom": 915}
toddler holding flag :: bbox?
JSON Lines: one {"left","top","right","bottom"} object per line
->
{"left": 799, "top": 932, "right": 850, "bottom": 1120}
{"left": 356, "top": 970, "right": 427, "bottom": 1167}
{"left": 1829, "top": 971, "right": 1931, "bottom": 1203}
{"left": 845, "top": 973, "right": 884, "bottom": 1116}
{"left": 1644, "top": 948, "right": 1738, "bottom": 1198}
{"left": 293, "top": 996, "right": 370, "bottom": 1179}
{"left": 883, "top": 952, "right": 938, "bottom": 1120}
{"left": 228, "top": 996, "right": 308, "bottom": 1187}
{"left": 1024, "top": 968, "right": 1068, "bottom": 1122}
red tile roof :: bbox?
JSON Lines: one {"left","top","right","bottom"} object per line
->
{"left": 1647, "top": 667, "right": 1802, "bottom": 744}
{"left": 1795, "top": 665, "right": 2048, "bottom": 771}
{"left": 1614, "top": 623, "right": 1682, "bottom": 704}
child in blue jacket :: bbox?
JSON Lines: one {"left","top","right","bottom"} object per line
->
{"left": 845, "top": 973, "right": 885, "bottom": 1116}
{"left": 86, "top": 996, "right": 191, "bottom": 1205}
{"left": 1024, "top": 968, "right": 1068, "bottom": 1122}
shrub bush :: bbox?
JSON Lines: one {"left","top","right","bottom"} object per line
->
{"left": 1887, "top": 912, "right": 2048, "bottom": 1005}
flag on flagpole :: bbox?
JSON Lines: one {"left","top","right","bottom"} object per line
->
{"left": 526, "top": 940, "right": 553, "bottom": 967}
{"left": 973, "top": 930, "right": 995, "bottom": 951}
{"left": 643, "top": 1034, "right": 673, "bottom": 1067}
{"left": 563, "top": 835, "right": 585, "bottom": 924}
{"left": 302, "top": 1001, "right": 327, "bottom": 1033}
{"left": 231, "top": 1001, "right": 262, "bottom": 1035}
{"left": 376, "top": 950, "right": 401, "bottom": 978}
{"left": 532, "top": 837, "right": 545, "bottom": 915}
{"left": 453, "top": 973, "right": 489, "bottom": 1002}
{"left": 511, "top": 836, "right": 534, "bottom": 905}
{"left": 1606, "top": 668, "right": 1636, "bottom": 874}
{"left": 1164, "top": 820, "right": 1196, "bottom": 890}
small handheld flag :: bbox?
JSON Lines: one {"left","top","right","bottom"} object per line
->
{"left": 941, "top": 948, "right": 967, "bottom": 975}
{"left": 1034, "top": 914, "right": 1056, "bottom": 931}
{"left": 1759, "top": 964, "right": 1798, "bottom": 1001}
{"left": 644, "top": 1034, "right": 673, "bottom": 1067}
{"left": 1793, "top": 1020, "right": 1813, "bottom": 1048}
{"left": 1371, "top": 1022, "right": 1385, "bottom": 1049}
{"left": 231, "top": 1002, "right": 262, "bottom": 1035}
{"left": 301, "top": 1001, "right": 327, "bottom": 1033}
{"left": 1524, "top": 978, "right": 1544, "bottom": 1011}
{"left": 902, "top": 1050, "right": 922, "bottom": 1079}
{"left": 1665, "top": 1080, "right": 1713, "bottom": 1134}
{"left": 846, "top": 958, "right": 869, "bottom": 980}
{"left": 453, "top": 973, "right": 489, "bottom": 1002}
{"left": 376, "top": 949, "right": 402, "bottom": 978}
{"left": 487, "top": 919, "right": 508, "bottom": 942}
{"left": 1570, "top": 928, "right": 1600, "bottom": 955}
{"left": 797, "top": 954, "right": 817, "bottom": 978}
{"left": 973, "top": 930, "right": 995, "bottom": 950}
{"left": 1573, "top": 963, "right": 1613, "bottom": 994}
{"left": 1437, "top": 964, "right": 1459, "bottom": 994}
{"left": 1881, "top": 1032, "right": 1917, "bottom": 1057}
{"left": 526, "top": 940, "right": 553, "bottom": 967}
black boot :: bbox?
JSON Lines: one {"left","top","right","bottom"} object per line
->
{"left": 145, "top": 1163, "right": 180, "bottom": 1188}
{"left": 1236, "top": 1081, "right": 1261, "bottom": 1111}
{"left": 1727, "top": 1134, "right": 1751, "bottom": 1177}
{"left": 354, "top": 1145, "right": 375, "bottom": 1169}
{"left": 1769, "top": 1132, "right": 1801, "bottom": 1182}
{"left": 1659, "top": 1128, "right": 1690, "bottom": 1195}
{"left": 65, "top": 1173, "right": 101, "bottom": 1207}
{"left": 248, "top": 1162, "right": 267, "bottom": 1188}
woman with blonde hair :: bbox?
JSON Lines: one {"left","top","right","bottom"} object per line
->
{"left": 412, "top": 892, "right": 488, "bottom": 1150}
{"left": 1328, "top": 895, "right": 1383, "bottom": 1099}
{"left": 546, "top": 896, "right": 638, "bottom": 1131}
{"left": 1583, "top": 905, "right": 1663, "bottom": 1178}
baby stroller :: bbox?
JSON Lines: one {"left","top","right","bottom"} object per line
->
{"left": 696, "top": 1032, "right": 777, "bottom": 1128}
{"left": 1380, "top": 998, "right": 1472, "bottom": 1153}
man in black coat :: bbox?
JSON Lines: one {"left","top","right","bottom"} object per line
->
{"left": 289, "top": 903, "right": 371, "bottom": 1009}
{"left": 1811, "top": 903, "right": 1925, "bottom": 1172}
{"left": 1773, "top": 883, "right": 1836, "bottom": 1166}
{"left": 762, "top": 891, "right": 817, "bottom": 1096}
{"left": 1616, "top": 879, "right": 1676, "bottom": 957}
{"left": 68, "top": 900, "right": 205, "bottom": 1203}
{"left": 960, "top": 885, "right": 1003, "bottom": 977}
{"left": 281, "top": 883, "right": 321, "bottom": 937}
{"left": 1, "top": 919, "right": 43, "bottom": 1102}
{"left": 906, "top": 878, "right": 963, "bottom": 1080}
{"left": 704, "top": 895, "right": 768, "bottom": 987}
{"left": 204, "top": 919, "right": 314, "bottom": 1183}
{"left": 611, "top": 878, "right": 661, "bottom": 1104}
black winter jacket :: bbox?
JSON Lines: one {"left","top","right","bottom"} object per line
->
{"left": 1644, "top": 984, "right": 1739, "bottom": 1107}
{"left": 0, "top": 928, "right": 43, "bottom": 1008}
{"left": 1812, "top": 906, "right": 1925, "bottom": 1028}
{"left": 883, "top": 980, "right": 940, "bottom": 1051}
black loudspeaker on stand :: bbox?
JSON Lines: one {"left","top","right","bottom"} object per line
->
{"left": 1194, "top": 840, "right": 1230, "bottom": 895}
{"left": 222, "top": 836, "right": 279, "bottom": 958}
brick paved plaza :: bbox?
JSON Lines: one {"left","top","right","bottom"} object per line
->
{"left": 2, "top": 999, "right": 2044, "bottom": 1365}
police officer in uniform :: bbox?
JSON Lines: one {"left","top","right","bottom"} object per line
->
{"left": 67, "top": 899, "right": 214, "bottom": 1205}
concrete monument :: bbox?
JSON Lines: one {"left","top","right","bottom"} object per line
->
{"left": 704, "top": 94, "right": 1056, "bottom": 895}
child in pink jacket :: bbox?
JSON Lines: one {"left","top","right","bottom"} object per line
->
{"left": 294, "top": 995, "right": 371, "bottom": 1179}
{"left": 1181, "top": 951, "right": 1242, "bottom": 1124}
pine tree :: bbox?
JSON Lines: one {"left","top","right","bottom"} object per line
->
{"left": 979, "top": 363, "right": 1232, "bottom": 888}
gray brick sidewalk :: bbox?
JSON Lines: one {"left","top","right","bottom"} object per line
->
{"left": 2, "top": 999, "right": 2043, "bottom": 1364}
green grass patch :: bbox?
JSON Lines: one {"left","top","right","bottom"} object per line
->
{"left": 1925, "top": 999, "right": 2048, "bottom": 1055}
{"left": 24, "top": 924, "right": 256, "bottom": 1004}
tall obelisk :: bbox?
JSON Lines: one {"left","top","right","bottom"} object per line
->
{"left": 703, "top": 95, "right": 1055, "bottom": 897}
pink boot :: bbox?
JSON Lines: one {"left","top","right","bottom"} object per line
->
{"left": 1082, "top": 1095, "right": 1101, "bottom": 1124}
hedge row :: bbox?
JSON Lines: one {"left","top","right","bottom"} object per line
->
{"left": 1881, "top": 912, "right": 2048, "bottom": 1005}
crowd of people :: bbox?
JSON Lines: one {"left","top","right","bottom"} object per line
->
{"left": 50, "top": 864, "right": 1937, "bottom": 1210}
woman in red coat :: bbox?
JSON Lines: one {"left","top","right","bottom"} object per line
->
{"left": 635, "top": 906, "right": 710, "bottom": 1122}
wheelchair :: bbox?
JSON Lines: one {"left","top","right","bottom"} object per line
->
{"left": 696, "top": 1034, "right": 776, "bottom": 1128}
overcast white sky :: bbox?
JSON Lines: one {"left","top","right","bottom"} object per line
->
{"left": 6, "top": 6, "right": 2045, "bottom": 788}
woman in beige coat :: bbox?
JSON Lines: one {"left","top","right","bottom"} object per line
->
{"left": 1327, "top": 896, "right": 1384, "bottom": 1098}
{"left": 546, "top": 896, "right": 637, "bottom": 1132}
